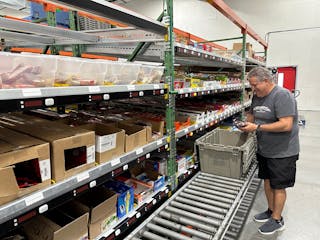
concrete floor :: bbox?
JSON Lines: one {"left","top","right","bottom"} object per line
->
{"left": 239, "top": 110, "right": 320, "bottom": 240}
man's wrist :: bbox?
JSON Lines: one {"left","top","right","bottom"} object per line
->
{"left": 256, "top": 124, "right": 261, "bottom": 131}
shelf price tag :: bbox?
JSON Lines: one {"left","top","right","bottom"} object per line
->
{"left": 127, "top": 85, "right": 136, "bottom": 91}
{"left": 154, "top": 84, "right": 160, "bottom": 89}
{"left": 184, "top": 128, "right": 189, "bottom": 134}
{"left": 115, "top": 229, "right": 121, "bottom": 236}
{"left": 123, "top": 164, "right": 129, "bottom": 171}
{"left": 22, "top": 88, "right": 42, "bottom": 97}
{"left": 136, "top": 148, "right": 143, "bottom": 155}
{"left": 156, "top": 139, "right": 163, "bottom": 146}
{"left": 25, "top": 192, "right": 44, "bottom": 206}
{"left": 88, "top": 86, "right": 100, "bottom": 93}
{"left": 77, "top": 172, "right": 90, "bottom": 182}
{"left": 111, "top": 158, "right": 121, "bottom": 167}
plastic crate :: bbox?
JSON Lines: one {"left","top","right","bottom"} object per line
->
{"left": 195, "top": 129, "right": 256, "bottom": 179}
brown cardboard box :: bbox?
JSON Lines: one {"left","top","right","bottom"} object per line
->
{"left": 23, "top": 202, "right": 89, "bottom": 240}
{"left": 79, "top": 123, "right": 125, "bottom": 164}
{"left": 117, "top": 122, "right": 147, "bottom": 152}
{"left": 233, "top": 42, "right": 253, "bottom": 58}
{"left": 127, "top": 118, "right": 164, "bottom": 142}
{"left": 0, "top": 127, "right": 51, "bottom": 205}
{"left": 74, "top": 187, "right": 117, "bottom": 239}
{"left": 0, "top": 116, "right": 95, "bottom": 182}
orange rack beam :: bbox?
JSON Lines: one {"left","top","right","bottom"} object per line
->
{"left": 207, "top": 0, "right": 268, "bottom": 49}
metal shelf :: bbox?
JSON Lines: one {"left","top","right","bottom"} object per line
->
{"left": 175, "top": 43, "right": 243, "bottom": 68}
{"left": 176, "top": 101, "right": 251, "bottom": 139}
{"left": 83, "top": 42, "right": 243, "bottom": 68}
{"left": 45, "top": 0, "right": 167, "bottom": 35}
{"left": 0, "top": 84, "right": 166, "bottom": 113}
{"left": 176, "top": 83, "right": 242, "bottom": 98}
{"left": 246, "top": 57, "right": 266, "bottom": 67}
{"left": 0, "top": 137, "right": 168, "bottom": 237}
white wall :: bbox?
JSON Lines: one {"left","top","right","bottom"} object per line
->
{"left": 125, "top": 0, "right": 320, "bottom": 111}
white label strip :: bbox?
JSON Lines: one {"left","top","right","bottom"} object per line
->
{"left": 25, "top": 192, "right": 44, "bottom": 206}
{"left": 123, "top": 164, "right": 128, "bottom": 171}
{"left": 128, "top": 211, "right": 137, "bottom": 218}
{"left": 115, "top": 229, "right": 121, "bottom": 236}
{"left": 88, "top": 86, "right": 100, "bottom": 93}
{"left": 22, "top": 88, "right": 42, "bottom": 97}
{"left": 156, "top": 139, "right": 163, "bottom": 146}
{"left": 39, "top": 159, "right": 51, "bottom": 181}
{"left": 146, "top": 198, "right": 154, "bottom": 204}
{"left": 87, "top": 145, "right": 95, "bottom": 164}
{"left": 154, "top": 84, "right": 160, "bottom": 89}
{"left": 136, "top": 212, "right": 141, "bottom": 219}
{"left": 77, "top": 172, "right": 90, "bottom": 182}
{"left": 96, "top": 134, "right": 117, "bottom": 153}
{"left": 136, "top": 148, "right": 143, "bottom": 155}
{"left": 184, "top": 128, "right": 189, "bottom": 134}
{"left": 111, "top": 158, "right": 121, "bottom": 167}
{"left": 127, "top": 85, "right": 136, "bottom": 91}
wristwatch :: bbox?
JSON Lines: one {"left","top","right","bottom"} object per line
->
{"left": 256, "top": 124, "right": 261, "bottom": 131}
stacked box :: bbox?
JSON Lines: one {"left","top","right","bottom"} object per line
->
{"left": 0, "top": 127, "right": 51, "bottom": 205}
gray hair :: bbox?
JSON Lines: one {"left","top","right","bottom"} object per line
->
{"left": 247, "top": 67, "right": 274, "bottom": 82}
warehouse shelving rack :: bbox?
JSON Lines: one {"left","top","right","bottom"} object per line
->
{"left": 0, "top": 0, "right": 266, "bottom": 239}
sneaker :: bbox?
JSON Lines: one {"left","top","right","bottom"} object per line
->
{"left": 253, "top": 209, "right": 272, "bottom": 223}
{"left": 258, "top": 217, "right": 285, "bottom": 235}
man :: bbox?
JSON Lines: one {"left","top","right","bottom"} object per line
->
{"left": 240, "top": 67, "right": 299, "bottom": 235}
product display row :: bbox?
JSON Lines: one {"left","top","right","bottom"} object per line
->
{"left": 0, "top": 52, "right": 164, "bottom": 88}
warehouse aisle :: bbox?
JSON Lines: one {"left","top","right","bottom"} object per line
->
{"left": 238, "top": 110, "right": 320, "bottom": 240}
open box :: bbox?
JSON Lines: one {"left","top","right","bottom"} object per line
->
{"left": 0, "top": 116, "right": 95, "bottom": 182}
{"left": 124, "top": 118, "right": 164, "bottom": 142}
{"left": 23, "top": 201, "right": 89, "bottom": 240}
{"left": 103, "top": 180, "right": 134, "bottom": 219}
{"left": 74, "top": 187, "right": 117, "bottom": 239}
{"left": 117, "top": 177, "right": 153, "bottom": 205}
{"left": 116, "top": 122, "right": 147, "bottom": 152}
{"left": 79, "top": 123, "right": 125, "bottom": 164}
{"left": 0, "top": 127, "right": 51, "bottom": 205}
{"left": 130, "top": 163, "right": 165, "bottom": 192}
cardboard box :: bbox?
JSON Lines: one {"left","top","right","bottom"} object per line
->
{"left": 0, "top": 127, "right": 51, "bottom": 205}
{"left": 23, "top": 202, "right": 89, "bottom": 240}
{"left": 79, "top": 123, "right": 125, "bottom": 164}
{"left": 123, "top": 118, "right": 164, "bottom": 142}
{"left": 0, "top": 116, "right": 95, "bottom": 182}
{"left": 123, "top": 178, "right": 153, "bottom": 205}
{"left": 233, "top": 42, "right": 253, "bottom": 58}
{"left": 104, "top": 180, "right": 134, "bottom": 219}
{"left": 117, "top": 122, "right": 147, "bottom": 152}
{"left": 130, "top": 164, "right": 165, "bottom": 192}
{"left": 75, "top": 187, "right": 117, "bottom": 239}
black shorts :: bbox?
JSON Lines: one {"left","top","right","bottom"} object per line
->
{"left": 257, "top": 153, "right": 299, "bottom": 189}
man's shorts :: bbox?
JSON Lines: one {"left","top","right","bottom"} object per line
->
{"left": 257, "top": 153, "right": 299, "bottom": 189}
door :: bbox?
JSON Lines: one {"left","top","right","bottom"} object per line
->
{"left": 277, "top": 67, "right": 297, "bottom": 91}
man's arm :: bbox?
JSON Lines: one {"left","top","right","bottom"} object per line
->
{"left": 241, "top": 116, "right": 294, "bottom": 132}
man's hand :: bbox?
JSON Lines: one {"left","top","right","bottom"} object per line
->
{"left": 239, "top": 122, "right": 258, "bottom": 132}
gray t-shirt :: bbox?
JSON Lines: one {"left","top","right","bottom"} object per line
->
{"left": 250, "top": 85, "right": 299, "bottom": 158}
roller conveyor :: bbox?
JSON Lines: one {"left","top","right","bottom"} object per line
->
{"left": 125, "top": 163, "right": 258, "bottom": 240}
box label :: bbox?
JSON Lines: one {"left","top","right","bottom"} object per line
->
{"left": 96, "top": 134, "right": 117, "bottom": 153}
{"left": 39, "top": 159, "right": 51, "bottom": 181}
{"left": 87, "top": 145, "right": 95, "bottom": 163}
